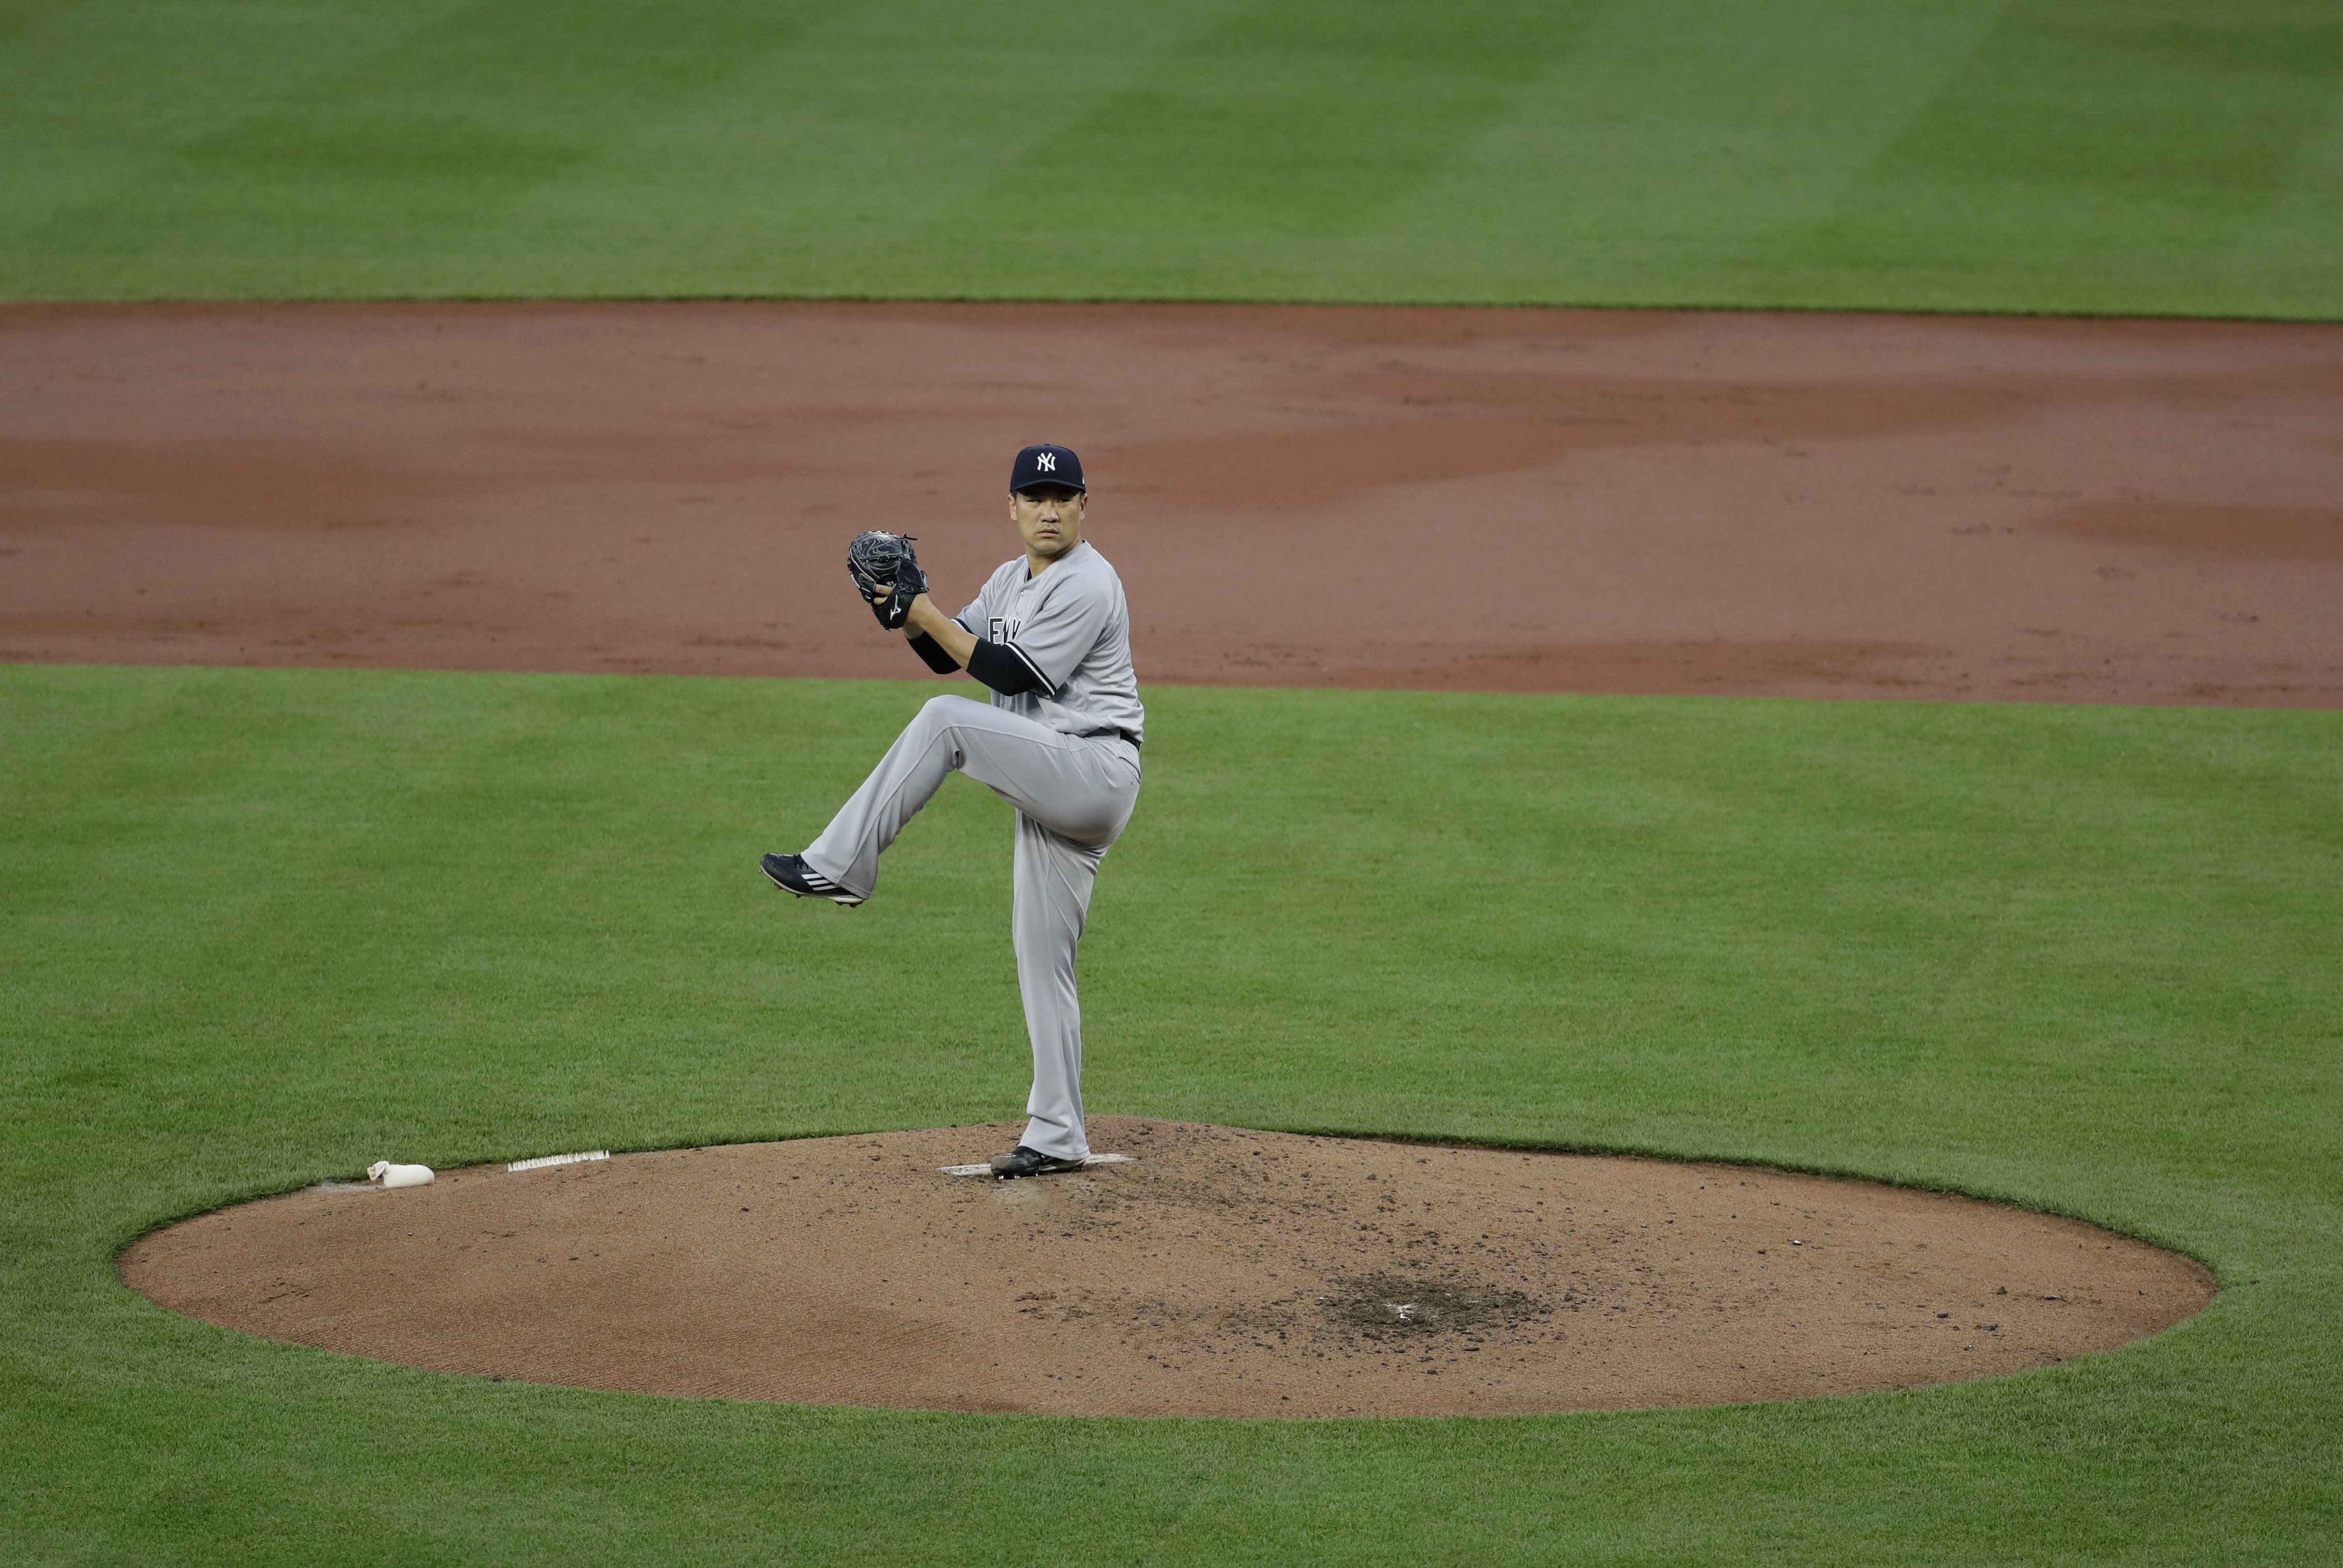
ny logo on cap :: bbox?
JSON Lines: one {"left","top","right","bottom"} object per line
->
{"left": 1036, "top": 451, "right": 1057, "bottom": 472}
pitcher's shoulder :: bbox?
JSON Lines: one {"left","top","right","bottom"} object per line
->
{"left": 1069, "top": 541, "right": 1126, "bottom": 591}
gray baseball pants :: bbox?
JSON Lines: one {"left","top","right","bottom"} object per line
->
{"left": 801, "top": 695, "right": 1142, "bottom": 1160}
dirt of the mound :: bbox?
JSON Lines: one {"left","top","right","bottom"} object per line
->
{"left": 5, "top": 302, "right": 2340, "bottom": 706}
{"left": 120, "top": 1119, "right": 2213, "bottom": 1419}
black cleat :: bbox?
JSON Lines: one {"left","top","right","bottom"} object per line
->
{"left": 988, "top": 1146, "right": 1087, "bottom": 1180}
{"left": 760, "top": 852, "right": 864, "bottom": 907}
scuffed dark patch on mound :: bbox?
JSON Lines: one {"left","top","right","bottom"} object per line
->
{"left": 1325, "top": 1273, "right": 1548, "bottom": 1337}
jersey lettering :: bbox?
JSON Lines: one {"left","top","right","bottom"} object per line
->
{"left": 989, "top": 616, "right": 1021, "bottom": 644}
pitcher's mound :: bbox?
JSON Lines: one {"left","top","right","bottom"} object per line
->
{"left": 120, "top": 1118, "right": 2212, "bottom": 1417}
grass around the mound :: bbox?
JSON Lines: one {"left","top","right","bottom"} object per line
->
{"left": 2, "top": 663, "right": 2338, "bottom": 1566}
{"left": 2, "top": 0, "right": 2340, "bottom": 317}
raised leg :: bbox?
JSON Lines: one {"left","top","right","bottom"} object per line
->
{"left": 801, "top": 695, "right": 1135, "bottom": 899}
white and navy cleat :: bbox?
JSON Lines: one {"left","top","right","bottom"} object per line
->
{"left": 987, "top": 1146, "right": 1088, "bottom": 1180}
{"left": 759, "top": 852, "right": 864, "bottom": 907}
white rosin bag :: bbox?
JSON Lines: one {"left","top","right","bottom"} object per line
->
{"left": 367, "top": 1160, "right": 434, "bottom": 1188}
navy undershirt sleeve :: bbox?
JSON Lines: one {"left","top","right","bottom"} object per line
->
{"left": 907, "top": 631, "right": 962, "bottom": 675}
{"left": 967, "top": 638, "right": 1042, "bottom": 695}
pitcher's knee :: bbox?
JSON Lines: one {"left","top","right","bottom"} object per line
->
{"left": 916, "top": 694, "right": 984, "bottom": 731}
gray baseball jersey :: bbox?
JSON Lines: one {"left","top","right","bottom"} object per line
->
{"left": 952, "top": 540, "right": 1144, "bottom": 743}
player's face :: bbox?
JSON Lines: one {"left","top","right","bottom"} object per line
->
{"left": 1011, "top": 485, "right": 1086, "bottom": 562}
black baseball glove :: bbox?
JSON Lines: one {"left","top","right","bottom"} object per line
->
{"left": 846, "top": 530, "right": 928, "bottom": 631}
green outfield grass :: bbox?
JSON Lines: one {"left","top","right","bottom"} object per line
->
{"left": 2, "top": 0, "right": 2339, "bottom": 317}
{"left": 3, "top": 662, "right": 2337, "bottom": 1566}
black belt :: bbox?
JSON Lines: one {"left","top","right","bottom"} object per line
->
{"left": 1090, "top": 728, "right": 1142, "bottom": 747}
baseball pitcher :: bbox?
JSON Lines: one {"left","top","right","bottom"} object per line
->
{"left": 762, "top": 444, "right": 1143, "bottom": 1180}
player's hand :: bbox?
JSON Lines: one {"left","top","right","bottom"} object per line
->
{"left": 847, "top": 531, "right": 927, "bottom": 631}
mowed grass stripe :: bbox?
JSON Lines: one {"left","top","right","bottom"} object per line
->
{"left": 955, "top": 1, "right": 1607, "bottom": 241}
{"left": 497, "top": 0, "right": 1257, "bottom": 297}
{"left": 2, "top": 663, "right": 2337, "bottom": 1566}
{"left": 2, "top": 1, "right": 2339, "bottom": 315}
{"left": 6, "top": 0, "right": 825, "bottom": 295}
{"left": 1390, "top": 0, "right": 2009, "bottom": 300}
{"left": 1782, "top": 0, "right": 2343, "bottom": 316}
{"left": 0, "top": 0, "right": 467, "bottom": 227}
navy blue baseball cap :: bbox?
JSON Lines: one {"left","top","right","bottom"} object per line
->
{"left": 1010, "top": 443, "right": 1085, "bottom": 494}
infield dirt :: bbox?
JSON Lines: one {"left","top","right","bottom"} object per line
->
{"left": 5, "top": 301, "right": 2340, "bottom": 706}
{"left": 121, "top": 1119, "right": 2214, "bottom": 1419}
